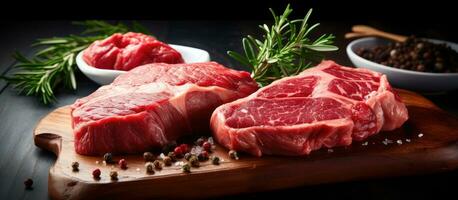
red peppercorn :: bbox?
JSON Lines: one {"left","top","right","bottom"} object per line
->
{"left": 201, "top": 150, "right": 209, "bottom": 158}
{"left": 118, "top": 159, "right": 128, "bottom": 169}
{"left": 92, "top": 169, "right": 101, "bottom": 179}
{"left": 24, "top": 178, "right": 33, "bottom": 189}
{"left": 203, "top": 141, "right": 212, "bottom": 151}
{"left": 179, "top": 144, "right": 189, "bottom": 153}
{"left": 174, "top": 146, "right": 184, "bottom": 157}
{"left": 198, "top": 150, "right": 209, "bottom": 161}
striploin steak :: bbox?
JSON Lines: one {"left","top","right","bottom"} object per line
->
{"left": 71, "top": 62, "right": 258, "bottom": 155}
{"left": 211, "top": 60, "right": 408, "bottom": 156}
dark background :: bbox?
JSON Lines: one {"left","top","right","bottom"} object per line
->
{"left": 4, "top": 0, "right": 456, "bottom": 21}
{"left": 1, "top": 0, "right": 457, "bottom": 199}
{"left": 3, "top": 0, "right": 457, "bottom": 42}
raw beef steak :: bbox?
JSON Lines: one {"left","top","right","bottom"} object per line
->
{"left": 71, "top": 62, "right": 258, "bottom": 155}
{"left": 211, "top": 60, "right": 408, "bottom": 156}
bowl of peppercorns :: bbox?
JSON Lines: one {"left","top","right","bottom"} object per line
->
{"left": 347, "top": 36, "right": 458, "bottom": 92}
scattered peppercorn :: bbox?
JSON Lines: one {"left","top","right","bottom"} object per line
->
{"left": 163, "top": 156, "right": 173, "bottom": 166}
{"left": 103, "top": 153, "right": 113, "bottom": 163}
{"left": 71, "top": 161, "right": 79, "bottom": 172}
{"left": 195, "top": 137, "right": 205, "bottom": 146}
{"left": 92, "top": 169, "right": 101, "bottom": 179}
{"left": 202, "top": 141, "right": 212, "bottom": 152}
{"left": 118, "top": 159, "right": 127, "bottom": 169}
{"left": 179, "top": 144, "right": 189, "bottom": 153}
{"left": 198, "top": 150, "right": 209, "bottom": 161}
{"left": 229, "top": 150, "right": 239, "bottom": 160}
{"left": 182, "top": 163, "right": 191, "bottom": 173}
{"left": 24, "top": 178, "right": 33, "bottom": 189}
{"left": 145, "top": 162, "right": 155, "bottom": 174}
{"left": 211, "top": 156, "right": 220, "bottom": 165}
{"left": 189, "top": 156, "right": 200, "bottom": 167}
{"left": 167, "top": 152, "right": 177, "bottom": 162}
{"left": 174, "top": 146, "right": 184, "bottom": 158}
{"left": 153, "top": 160, "right": 163, "bottom": 170}
{"left": 143, "top": 152, "right": 155, "bottom": 162}
{"left": 110, "top": 170, "right": 118, "bottom": 180}
{"left": 184, "top": 152, "right": 192, "bottom": 161}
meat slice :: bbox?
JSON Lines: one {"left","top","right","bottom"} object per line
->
{"left": 83, "top": 32, "right": 184, "bottom": 70}
{"left": 71, "top": 62, "right": 258, "bottom": 155}
{"left": 211, "top": 60, "right": 408, "bottom": 156}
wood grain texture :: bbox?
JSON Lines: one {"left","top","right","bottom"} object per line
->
{"left": 33, "top": 89, "right": 458, "bottom": 200}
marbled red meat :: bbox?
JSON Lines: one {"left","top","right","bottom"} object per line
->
{"left": 211, "top": 60, "right": 409, "bottom": 156}
{"left": 83, "top": 32, "right": 184, "bottom": 71}
{"left": 71, "top": 62, "right": 258, "bottom": 155}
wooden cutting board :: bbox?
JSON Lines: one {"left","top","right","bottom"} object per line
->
{"left": 34, "top": 89, "right": 458, "bottom": 200}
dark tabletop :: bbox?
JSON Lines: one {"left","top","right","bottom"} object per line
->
{"left": 0, "top": 20, "right": 457, "bottom": 200}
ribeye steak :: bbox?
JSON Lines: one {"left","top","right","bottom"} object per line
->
{"left": 211, "top": 60, "right": 408, "bottom": 156}
{"left": 72, "top": 62, "right": 258, "bottom": 155}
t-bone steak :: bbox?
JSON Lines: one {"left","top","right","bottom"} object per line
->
{"left": 211, "top": 60, "right": 408, "bottom": 156}
{"left": 71, "top": 62, "right": 258, "bottom": 155}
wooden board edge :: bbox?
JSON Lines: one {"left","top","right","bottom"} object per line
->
{"left": 46, "top": 141, "right": 458, "bottom": 200}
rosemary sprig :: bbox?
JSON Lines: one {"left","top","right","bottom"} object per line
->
{"left": 1, "top": 20, "right": 150, "bottom": 104}
{"left": 228, "top": 4, "right": 338, "bottom": 86}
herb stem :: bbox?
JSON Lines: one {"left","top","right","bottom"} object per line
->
{"left": 1, "top": 20, "right": 150, "bottom": 104}
{"left": 228, "top": 4, "right": 338, "bottom": 86}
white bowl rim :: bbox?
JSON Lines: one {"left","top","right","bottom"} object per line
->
{"left": 76, "top": 44, "right": 210, "bottom": 75}
{"left": 347, "top": 37, "right": 458, "bottom": 77}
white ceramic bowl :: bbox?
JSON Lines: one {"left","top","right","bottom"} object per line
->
{"left": 347, "top": 37, "right": 458, "bottom": 92}
{"left": 76, "top": 44, "right": 211, "bottom": 85}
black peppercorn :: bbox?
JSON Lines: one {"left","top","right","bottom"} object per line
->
{"left": 211, "top": 156, "right": 220, "bottom": 165}
{"left": 145, "top": 162, "right": 154, "bottom": 174}
{"left": 355, "top": 36, "right": 458, "bottom": 73}
{"left": 182, "top": 163, "right": 191, "bottom": 173}
{"left": 416, "top": 43, "right": 424, "bottom": 50}
{"left": 143, "top": 152, "right": 154, "bottom": 162}
{"left": 24, "top": 178, "right": 33, "bottom": 189}
{"left": 71, "top": 161, "right": 79, "bottom": 172}
{"left": 110, "top": 170, "right": 118, "bottom": 180}
{"left": 189, "top": 156, "right": 200, "bottom": 167}
{"left": 103, "top": 153, "right": 113, "bottom": 163}
{"left": 434, "top": 62, "right": 444, "bottom": 71}
{"left": 390, "top": 49, "right": 397, "bottom": 57}
{"left": 229, "top": 150, "right": 239, "bottom": 160}
{"left": 416, "top": 64, "right": 425, "bottom": 72}
{"left": 163, "top": 156, "right": 173, "bottom": 166}
{"left": 153, "top": 160, "right": 162, "bottom": 170}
